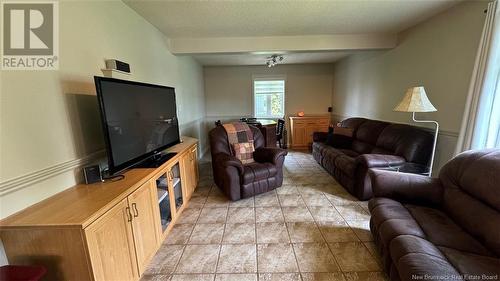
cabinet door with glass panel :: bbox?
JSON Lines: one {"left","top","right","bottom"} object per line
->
{"left": 153, "top": 160, "right": 185, "bottom": 238}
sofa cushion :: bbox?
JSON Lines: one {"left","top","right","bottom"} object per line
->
{"left": 370, "top": 200, "right": 414, "bottom": 229}
{"left": 242, "top": 162, "right": 277, "bottom": 184}
{"left": 334, "top": 155, "right": 356, "bottom": 177}
{"left": 351, "top": 120, "right": 389, "bottom": 154}
{"left": 379, "top": 219, "right": 426, "bottom": 247}
{"left": 438, "top": 247, "right": 500, "bottom": 277}
{"left": 368, "top": 197, "right": 402, "bottom": 212}
{"left": 390, "top": 235, "right": 448, "bottom": 265}
{"left": 396, "top": 253, "right": 461, "bottom": 281}
{"left": 406, "top": 205, "right": 493, "bottom": 256}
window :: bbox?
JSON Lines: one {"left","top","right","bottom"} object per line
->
{"left": 253, "top": 79, "right": 285, "bottom": 118}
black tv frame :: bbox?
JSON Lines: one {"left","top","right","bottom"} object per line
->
{"left": 94, "top": 76, "right": 180, "bottom": 175}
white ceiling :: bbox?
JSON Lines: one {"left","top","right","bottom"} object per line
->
{"left": 125, "top": 0, "right": 459, "bottom": 38}
{"left": 124, "top": 0, "right": 461, "bottom": 66}
{"left": 194, "top": 51, "right": 350, "bottom": 66}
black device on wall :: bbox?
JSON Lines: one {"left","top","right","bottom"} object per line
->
{"left": 94, "top": 76, "right": 180, "bottom": 175}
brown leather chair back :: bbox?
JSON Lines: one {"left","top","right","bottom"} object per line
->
{"left": 209, "top": 125, "right": 265, "bottom": 158}
{"left": 439, "top": 149, "right": 500, "bottom": 256}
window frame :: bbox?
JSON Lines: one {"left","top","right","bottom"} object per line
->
{"left": 252, "top": 75, "right": 286, "bottom": 119}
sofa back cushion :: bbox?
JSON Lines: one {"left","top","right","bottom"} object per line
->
{"left": 350, "top": 120, "right": 389, "bottom": 154}
{"left": 439, "top": 149, "right": 500, "bottom": 257}
{"left": 374, "top": 124, "right": 433, "bottom": 164}
{"left": 210, "top": 125, "right": 265, "bottom": 157}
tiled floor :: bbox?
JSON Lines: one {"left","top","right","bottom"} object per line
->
{"left": 142, "top": 151, "right": 387, "bottom": 281}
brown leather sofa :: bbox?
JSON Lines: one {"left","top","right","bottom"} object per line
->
{"left": 369, "top": 149, "right": 500, "bottom": 281}
{"left": 312, "top": 117, "right": 433, "bottom": 200}
{"left": 209, "top": 125, "right": 288, "bottom": 200}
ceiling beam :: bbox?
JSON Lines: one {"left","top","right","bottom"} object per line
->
{"left": 168, "top": 34, "right": 397, "bottom": 55}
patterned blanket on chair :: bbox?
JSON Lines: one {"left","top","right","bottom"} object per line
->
{"left": 223, "top": 122, "right": 255, "bottom": 164}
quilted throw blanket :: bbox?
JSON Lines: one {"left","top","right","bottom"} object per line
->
{"left": 223, "top": 122, "right": 255, "bottom": 164}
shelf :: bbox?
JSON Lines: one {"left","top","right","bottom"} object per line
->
{"left": 172, "top": 177, "right": 180, "bottom": 187}
{"left": 157, "top": 187, "right": 169, "bottom": 203}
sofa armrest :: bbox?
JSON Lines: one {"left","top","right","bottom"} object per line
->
{"left": 213, "top": 153, "right": 244, "bottom": 175}
{"left": 254, "top": 147, "right": 288, "bottom": 165}
{"left": 369, "top": 169, "right": 443, "bottom": 206}
{"left": 356, "top": 154, "right": 406, "bottom": 168}
{"left": 313, "top": 132, "right": 328, "bottom": 142}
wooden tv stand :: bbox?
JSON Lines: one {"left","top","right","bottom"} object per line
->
{"left": 0, "top": 137, "right": 199, "bottom": 281}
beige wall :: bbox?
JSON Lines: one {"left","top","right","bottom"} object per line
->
{"left": 204, "top": 63, "right": 334, "bottom": 119}
{"left": 331, "top": 1, "right": 487, "bottom": 172}
{"left": 0, "top": 1, "right": 206, "bottom": 219}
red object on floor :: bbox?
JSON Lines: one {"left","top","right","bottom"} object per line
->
{"left": 0, "top": 265, "right": 47, "bottom": 281}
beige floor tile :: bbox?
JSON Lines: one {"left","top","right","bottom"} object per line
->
{"left": 177, "top": 208, "right": 201, "bottom": 224}
{"left": 259, "top": 273, "right": 301, "bottom": 281}
{"left": 301, "top": 273, "right": 346, "bottom": 281}
{"left": 198, "top": 208, "right": 228, "bottom": 223}
{"left": 189, "top": 196, "right": 208, "bottom": 208}
{"left": 256, "top": 222, "right": 290, "bottom": 243}
{"left": 209, "top": 187, "right": 226, "bottom": 197}
{"left": 217, "top": 244, "right": 257, "bottom": 273}
{"left": 363, "top": 242, "right": 384, "bottom": 268}
{"left": 165, "top": 224, "right": 194, "bottom": 245}
{"left": 193, "top": 186, "right": 211, "bottom": 197}
{"left": 144, "top": 244, "right": 184, "bottom": 274}
{"left": 297, "top": 185, "right": 326, "bottom": 196}
{"left": 170, "top": 274, "right": 214, "bottom": 281}
{"left": 278, "top": 194, "right": 306, "bottom": 207}
{"left": 346, "top": 220, "right": 373, "bottom": 242}
{"left": 282, "top": 207, "right": 314, "bottom": 222}
{"left": 257, "top": 243, "right": 299, "bottom": 273}
{"left": 226, "top": 207, "right": 255, "bottom": 223}
{"left": 317, "top": 221, "right": 359, "bottom": 243}
{"left": 334, "top": 205, "right": 370, "bottom": 221}
{"left": 215, "top": 274, "right": 257, "bottom": 281}
{"left": 189, "top": 223, "right": 224, "bottom": 244}
{"left": 255, "top": 207, "right": 284, "bottom": 223}
{"left": 175, "top": 244, "right": 220, "bottom": 273}
{"left": 140, "top": 275, "right": 172, "bottom": 281}
{"left": 223, "top": 223, "right": 256, "bottom": 244}
{"left": 328, "top": 242, "right": 380, "bottom": 272}
{"left": 276, "top": 185, "right": 300, "bottom": 195}
{"left": 205, "top": 196, "right": 230, "bottom": 208}
{"left": 293, "top": 243, "right": 340, "bottom": 272}
{"left": 356, "top": 201, "right": 370, "bottom": 213}
{"left": 302, "top": 194, "right": 332, "bottom": 207}
{"left": 343, "top": 272, "right": 388, "bottom": 281}
{"left": 286, "top": 222, "right": 324, "bottom": 243}
{"left": 324, "top": 193, "right": 358, "bottom": 206}
{"left": 309, "top": 207, "right": 344, "bottom": 222}
{"left": 229, "top": 197, "right": 255, "bottom": 208}
{"left": 254, "top": 193, "right": 280, "bottom": 207}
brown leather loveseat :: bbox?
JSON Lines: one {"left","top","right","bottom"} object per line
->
{"left": 369, "top": 149, "right": 500, "bottom": 281}
{"left": 209, "top": 125, "right": 287, "bottom": 200}
{"left": 313, "top": 117, "right": 433, "bottom": 200}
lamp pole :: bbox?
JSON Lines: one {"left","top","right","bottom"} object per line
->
{"left": 411, "top": 112, "right": 439, "bottom": 176}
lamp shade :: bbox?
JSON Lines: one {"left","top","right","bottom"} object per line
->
{"left": 394, "top": 86, "right": 437, "bottom": 112}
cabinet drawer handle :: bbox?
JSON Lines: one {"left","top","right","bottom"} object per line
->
{"left": 132, "top": 203, "right": 139, "bottom": 217}
{"left": 126, "top": 206, "right": 132, "bottom": 222}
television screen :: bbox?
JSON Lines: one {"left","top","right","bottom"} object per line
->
{"left": 94, "top": 76, "right": 180, "bottom": 174}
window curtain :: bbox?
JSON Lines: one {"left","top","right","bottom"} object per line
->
{"left": 456, "top": 1, "right": 500, "bottom": 153}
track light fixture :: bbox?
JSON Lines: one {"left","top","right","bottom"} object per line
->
{"left": 265, "top": 54, "right": 284, "bottom": 67}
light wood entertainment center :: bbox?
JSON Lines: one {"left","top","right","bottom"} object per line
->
{"left": 0, "top": 137, "right": 199, "bottom": 281}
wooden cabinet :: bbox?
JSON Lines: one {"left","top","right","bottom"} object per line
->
{"left": 289, "top": 116, "right": 330, "bottom": 149}
{"left": 85, "top": 198, "right": 139, "bottom": 281}
{"left": 128, "top": 180, "right": 161, "bottom": 273}
{"left": 181, "top": 145, "right": 198, "bottom": 199}
{"left": 0, "top": 137, "right": 199, "bottom": 281}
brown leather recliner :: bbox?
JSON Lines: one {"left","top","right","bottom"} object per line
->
{"left": 209, "top": 125, "right": 288, "bottom": 200}
{"left": 369, "top": 149, "right": 500, "bottom": 281}
{"left": 313, "top": 117, "right": 433, "bottom": 200}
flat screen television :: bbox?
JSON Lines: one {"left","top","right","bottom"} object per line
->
{"left": 94, "top": 76, "right": 180, "bottom": 175}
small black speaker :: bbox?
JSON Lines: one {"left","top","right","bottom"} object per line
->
{"left": 84, "top": 165, "right": 103, "bottom": 184}
{"left": 105, "top": 59, "right": 130, "bottom": 73}
{"left": 328, "top": 107, "right": 332, "bottom": 112}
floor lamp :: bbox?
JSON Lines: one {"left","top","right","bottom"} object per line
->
{"left": 394, "top": 86, "right": 439, "bottom": 176}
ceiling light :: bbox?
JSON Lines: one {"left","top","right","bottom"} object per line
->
{"left": 265, "top": 55, "right": 284, "bottom": 67}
